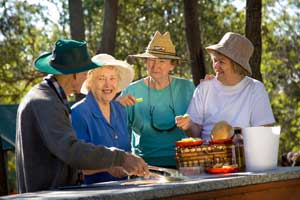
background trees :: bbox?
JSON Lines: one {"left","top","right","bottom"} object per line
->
{"left": 68, "top": 0, "right": 85, "bottom": 41}
{"left": 261, "top": 0, "right": 300, "bottom": 153}
{"left": 183, "top": 0, "right": 206, "bottom": 85}
{"left": 0, "top": 0, "right": 299, "bottom": 193}
{"left": 246, "top": 0, "right": 262, "bottom": 82}
{"left": 97, "top": 0, "right": 118, "bottom": 54}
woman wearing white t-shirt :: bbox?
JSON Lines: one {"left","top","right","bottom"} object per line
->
{"left": 176, "top": 32, "right": 275, "bottom": 141}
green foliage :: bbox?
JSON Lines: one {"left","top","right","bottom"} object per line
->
{"left": 6, "top": 151, "right": 16, "bottom": 194}
{"left": 261, "top": 0, "right": 300, "bottom": 154}
{"left": 199, "top": 0, "right": 245, "bottom": 74}
{"left": 116, "top": 0, "right": 187, "bottom": 79}
{"left": 0, "top": 0, "right": 245, "bottom": 101}
{"left": 114, "top": 0, "right": 243, "bottom": 80}
{"left": 0, "top": 0, "right": 67, "bottom": 103}
{"left": 83, "top": 0, "right": 105, "bottom": 52}
{"left": 1, "top": 2, "right": 300, "bottom": 192}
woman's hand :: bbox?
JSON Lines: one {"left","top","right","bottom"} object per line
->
{"left": 116, "top": 94, "right": 136, "bottom": 107}
{"left": 176, "top": 114, "right": 203, "bottom": 138}
{"left": 200, "top": 74, "right": 215, "bottom": 83}
{"left": 175, "top": 114, "right": 192, "bottom": 131}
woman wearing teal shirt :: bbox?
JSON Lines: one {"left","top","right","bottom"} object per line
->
{"left": 119, "top": 31, "right": 195, "bottom": 167}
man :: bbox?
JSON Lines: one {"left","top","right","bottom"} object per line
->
{"left": 16, "top": 39, "right": 149, "bottom": 193}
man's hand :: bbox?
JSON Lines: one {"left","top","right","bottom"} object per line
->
{"left": 107, "top": 167, "right": 128, "bottom": 178}
{"left": 122, "top": 153, "right": 150, "bottom": 178}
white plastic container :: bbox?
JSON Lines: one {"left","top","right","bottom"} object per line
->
{"left": 179, "top": 166, "right": 204, "bottom": 176}
{"left": 243, "top": 126, "right": 281, "bottom": 172}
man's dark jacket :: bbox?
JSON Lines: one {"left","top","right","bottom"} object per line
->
{"left": 16, "top": 82, "right": 125, "bottom": 193}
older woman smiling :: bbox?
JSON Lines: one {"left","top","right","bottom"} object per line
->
{"left": 119, "top": 31, "right": 195, "bottom": 168}
{"left": 176, "top": 32, "right": 275, "bottom": 140}
{"left": 71, "top": 54, "right": 141, "bottom": 184}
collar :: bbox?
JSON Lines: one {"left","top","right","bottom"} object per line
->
{"left": 213, "top": 76, "right": 250, "bottom": 94}
{"left": 43, "top": 74, "right": 71, "bottom": 113}
{"left": 85, "top": 92, "right": 119, "bottom": 122}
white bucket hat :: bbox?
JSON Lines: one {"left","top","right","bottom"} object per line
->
{"left": 81, "top": 54, "right": 134, "bottom": 94}
{"left": 206, "top": 32, "right": 254, "bottom": 75}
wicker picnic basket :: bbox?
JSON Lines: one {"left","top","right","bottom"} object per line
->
{"left": 176, "top": 142, "right": 234, "bottom": 168}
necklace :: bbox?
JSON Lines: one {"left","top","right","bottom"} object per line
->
{"left": 147, "top": 76, "right": 177, "bottom": 132}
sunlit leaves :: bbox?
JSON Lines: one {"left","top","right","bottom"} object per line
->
{"left": 262, "top": 0, "right": 300, "bottom": 155}
{"left": 0, "top": 0, "right": 65, "bottom": 103}
{"left": 0, "top": 0, "right": 299, "bottom": 161}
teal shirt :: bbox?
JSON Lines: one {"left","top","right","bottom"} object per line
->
{"left": 122, "top": 77, "right": 195, "bottom": 166}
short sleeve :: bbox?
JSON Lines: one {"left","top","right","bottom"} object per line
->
{"left": 250, "top": 83, "right": 275, "bottom": 126}
{"left": 187, "top": 85, "right": 204, "bottom": 126}
{"left": 120, "top": 86, "right": 134, "bottom": 130}
{"left": 186, "top": 81, "right": 196, "bottom": 100}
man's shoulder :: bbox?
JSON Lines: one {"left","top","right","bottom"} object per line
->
{"left": 19, "top": 83, "right": 63, "bottom": 113}
{"left": 21, "top": 84, "right": 50, "bottom": 103}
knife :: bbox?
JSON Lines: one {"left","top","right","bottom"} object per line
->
{"left": 58, "top": 181, "right": 121, "bottom": 190}
{"left": 148, "top": 165, "right": 182, "bottom": 177}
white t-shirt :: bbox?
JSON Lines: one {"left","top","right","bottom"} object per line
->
{"left": 187, "top": 76, "right": 275, "bottom": 140}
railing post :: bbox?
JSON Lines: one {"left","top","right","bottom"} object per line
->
{"left": 0, "top": 138, "right": 8, "bottom": 196}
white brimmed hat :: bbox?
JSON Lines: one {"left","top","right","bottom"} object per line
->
{"left": 206, "top": 32, "right": 254, "bottom": 75}
{"left": 81, "top": 54, "right": 134, "bottom": 94}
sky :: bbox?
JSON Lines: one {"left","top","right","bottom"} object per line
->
{"left": 27, "top": 0, "right": 246, "bottom": 26}
{"left": 0, "top": 0, "right": 246, "bottom": 42}
{"left": 26, "top": 0, "right": 60, "bottom": 27}
{"left": 9, "top": 0, "right": 298, "bottom": 36}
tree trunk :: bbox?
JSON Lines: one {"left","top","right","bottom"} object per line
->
{"left": 97, "top": 0, "right": 118, "bottom": 55}
{"left": 0, "top": 140, "right": 8, "bottom": 196}
{"left": 68, "top": 0, "right": 85, "bottom": 41}
{"left": 183, "top": 0, "right": 206, "bottom": 86}
{"left": 245, "top": 0, "right": 262, "bottom": 82}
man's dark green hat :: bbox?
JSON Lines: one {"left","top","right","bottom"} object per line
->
{"left": 34, "top": 39, "right": 103, "bottom": 74}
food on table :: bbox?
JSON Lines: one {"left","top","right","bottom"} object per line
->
{"left": 183, "top": 113, "right": 190, "bottom": 118}
{"left": 179, "top": 137, "right": 202, "bottom": 142}
{"left": 212, "top": 163, "right": 224, "bottom": 168}
{"left": 175, "top": 137, "right": 234, "bottom": 171}
{"left": 175, "top": 137, "right": 203, "bottom": 147}
{"left": 205, "top": 165, "right": 238, "bottom": 174}
{"left": 135, "top": 97, "right": 143, "bottom": 103}
{"left": 211, "top": 121, "right": 234, "bottom": 140}
{"left": 179, "top": 166, "right": 203, "bottom": 176}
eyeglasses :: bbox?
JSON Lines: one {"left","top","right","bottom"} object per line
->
{"left": 148, "top": 76, "right": 177, "bottom": 133}
{"left": 149, "top": 105, "right": 177, "bottom": 132}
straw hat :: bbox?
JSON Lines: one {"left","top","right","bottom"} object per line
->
{"left": 34, "top": 39, "right": 102, "bottom": 74}
{"left": 206, "top": 32, "right": 254, "bottom": 75}
{"left": 81, "top": 54, "right": 134, "bottom": 94}
{"left": 130, "top": 31, "right": 180, "bottom": 60}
